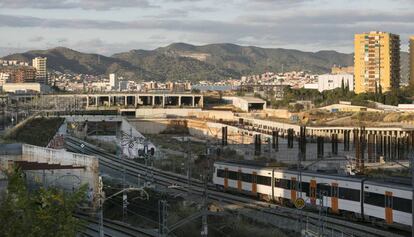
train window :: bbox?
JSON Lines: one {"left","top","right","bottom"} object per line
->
{"left": 217, "top": 169, "right": 225, "bottom": 178}
{"left": 339, "top": 188, "right": 360, "bottom": 201}
{"left": 317, "top": 184, "right": 331, "bottom": 197}
{"left": 257, "top": 176, "right": 271, "bottom": 186}
{"left": 301, "top": 182, "right": 310, "bottom": 196}
{"left": 364, "top": 192, "right": 384, "bottom": 207}
{"left": 228, "top": 171, "right": 238, "bottom": 180}
{"left": 275, "top": 179, "right": 290, "bottom": 189}
{"left": 241, "top": 173, "right": 252, "bottom": 182}
{"left": 393, "top": 197, "right": 412, "bottom": 213}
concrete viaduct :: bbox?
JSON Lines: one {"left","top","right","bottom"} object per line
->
{"left": 9, "top": 92, "right": 203, "bottom": 109}
{"left": 237, "top": 116, "right": 414, "bottom": 139}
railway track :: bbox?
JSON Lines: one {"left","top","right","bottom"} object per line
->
{"left": 65, "top": 136, "right": 408, "bottom": 237}
{"left": 75, "top": 212, "right": 156, "bottom": 237}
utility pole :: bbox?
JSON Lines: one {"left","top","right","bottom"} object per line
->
{"left": 201, "top": 142, "right": 210, "bottom": 237}
{"left": 158, "top": 199, "right": 168, "bottom": 237}
{"left": 186, "top": 137, "right": 192, "bottom": 196}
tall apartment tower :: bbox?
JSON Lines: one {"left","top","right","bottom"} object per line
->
{"left": 410, "top": 36, "right": 414, "bottom": 86}
{"left": 354, "top": 31, "right": 400, "bottom": 94}
{"left": 109, "top": 73, "right": 117, "bottom": 90}
{"left": 32, "top": 57, "right": 47, "bottom": 84}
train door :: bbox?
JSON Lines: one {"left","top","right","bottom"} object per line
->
{"left": 331, "top": 183, "right": 339, "bottom": 214}
{"left": 290, "top": 177, "right": 297, "bottom": 202}
{"left": 237, "top": 169, "right": 242, "bottom": 191}
{"left": 310, "top": 180, "right": 316, "bottom": 205}
{"left": 252, "top": 172, "right": 257, "bottom": 194}
{"left": 224, "top": 168, "right": 228, "bottom": 190}
{"left": 385, "top": 191, "right": 393, "bottom": 224}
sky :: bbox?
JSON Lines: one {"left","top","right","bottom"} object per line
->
{"left": 0, "top": 0, "right": 413, "bottom": 56}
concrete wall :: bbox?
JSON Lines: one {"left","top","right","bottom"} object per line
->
{"left": 21, "top": 144, "right": 99, "bottom": 206}
{"left": 191, "top": 110, "right": 235, "bottom": 121}
{"left": 128, "top": 119, "right": 169, "bottom": 134}
{"left": 135, "top": 108, "right": 202, "bottom": 118}
{"left": 264, "top": 109, "right": 290, "bottom": 119}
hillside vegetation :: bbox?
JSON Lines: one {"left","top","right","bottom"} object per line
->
{"left": 4, "top": 43, "right": 409, "bottom": 83}
{"left": 2, "top": 43, "right": 354, "bottom": 82}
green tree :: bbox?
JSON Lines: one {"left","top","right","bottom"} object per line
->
{"left": 0, "top": 168, "right": 87, "bottom": 237}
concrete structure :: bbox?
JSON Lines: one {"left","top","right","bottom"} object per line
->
{"left": 354, "top": 31, "right": 400, "bottom": 94}
{"left": 237, "top": 115, "right": 414, "bottom": 139}
{"left": 32, "top": 57, "right": 47, "bottom": 84}
{"left": 134, "top": 108, "right": 202, "bottom": 118}
{"left": 2, "top": 83, "right": 50, "bottom": 93}
{"left": 223, "top": 96, "right": 266, "bottom": 112}
{"left": 317, "top": 74, "right": 354, "bottom": 92}
{"left": 7, "top": 92, "right": 203, "bottom": 112}
{"left": 398, "top": 104, "right": 414, "bottom": 112}
{"left": 410, "top": 36, "right": 414, "bottom": 86}
{"left": 84, "top": 93, "right": 203, "bottom": 109}
{"left": 319, "top": 103, "right": 381, "bottom": 112}
{"left": 0, "top": 144, "right": 99, "bottom": 207}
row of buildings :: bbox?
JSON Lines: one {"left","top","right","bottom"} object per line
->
{"left": 0, "top": 57, "right": 47, "bottom": 85}
{"left": 53, "top": 73, "right": 193, "bottom": 93}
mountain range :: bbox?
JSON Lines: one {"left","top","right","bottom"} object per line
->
{"left": 2, "top": 43, "right": 410, "bottom": 83}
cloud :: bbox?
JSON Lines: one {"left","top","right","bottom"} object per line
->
{"left": 28, "top": 36, "right": 44, "bottom": 42}
{"left": 0, "top": 0, "right": 411, "bottom": 53}
{"left": 0, "top": 0, "right": 155, "bottom": 10}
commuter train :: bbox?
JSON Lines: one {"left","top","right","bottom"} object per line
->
{"left": 213, "top": 161, "right": 412, "bottom": 228}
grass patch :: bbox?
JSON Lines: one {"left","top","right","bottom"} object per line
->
{"left": 5, "top": 117, "right": 64, "bottom": 146}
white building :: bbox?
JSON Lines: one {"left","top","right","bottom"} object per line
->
{"left": 317, "top": 74, "right": 354, "bottom": 92}
{"left": 222, "top": 96, "right": 266, "bottom": 112}
{"left": 32, "top": 57, "right": 47, "bottom": 84}
{"left": 304, "top": 83, "right": 319, "bottom": 90}
{"left": 109, "top": 73, "right": 117, "bottom": 90}
{"left": 0, "top": 72, "right": 10, "bottom": 85}
{"left": 2, "top": 83, "right": 50, "bottom": 93}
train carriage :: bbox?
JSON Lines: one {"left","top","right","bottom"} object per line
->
{"left": 363, "top": 180, "right": 412, "bottom": 226}
{"left": 213, "top": 160, "right": 412, "bottom": 229}
{"left": 272, "top": 170, "right": 362, "bottom": 215}
{"left": 213, "top": 161, "right": 273, "bottom": 199}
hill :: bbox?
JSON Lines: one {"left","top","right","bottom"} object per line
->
{"left": 2, "top": 47, "right": 156, "bottom": 80}
{"left": 2, "top": 43, "right": 410, "bottom": 82}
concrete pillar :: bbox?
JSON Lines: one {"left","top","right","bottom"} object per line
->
{"left": 95, "top": 96, "right": 98, "bottom": 107}
{"left": 86, "top": 96, "right": 89, "bottom": 108}
{"left": 162, "top": 95, "right": 165, "bottom": 108}
{"left": 152, "top": 96, "right": 155, "bottom": 106}
{"left": 192, "top": 96, "right": 195, "bottom": 107}
{"left": 178, "top": 96, "right": 181, "bottom": 107}
{"left": 125, "top": 96, "right": 127, "bottom": 106}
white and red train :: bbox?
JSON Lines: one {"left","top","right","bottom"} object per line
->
{"left": 213, "top": 161, "right": 412, "bottom": 228}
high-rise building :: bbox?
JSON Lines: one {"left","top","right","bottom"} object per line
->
{"left": 32, "top": 57, "right": 47, "bottom": 84}
{"left": 109, "top": 73, "right": 117, "bottom": 90}
{"left": 354, "top": 31, "right": 400, "bottom": 94}
{"left": 410, "top": 36, "right": 414, "bottom": 86}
